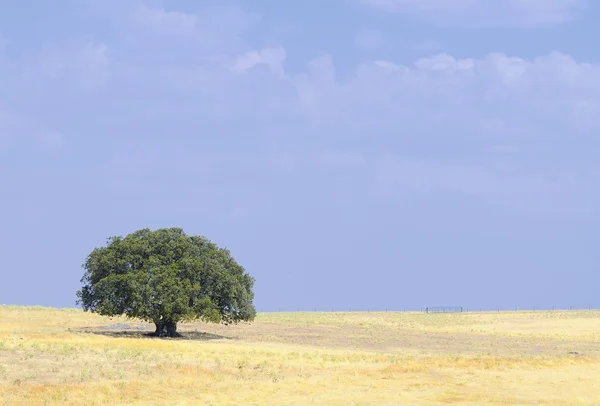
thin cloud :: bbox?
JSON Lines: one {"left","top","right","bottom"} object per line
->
{"left": 230, "top": 47, "right": 287, "bottom": 78}
{"left": 2, "top": 1, "right": 600, "bottom": 215}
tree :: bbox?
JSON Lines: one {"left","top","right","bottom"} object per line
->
{"left": 76, "top": 227, "right": 256, "bottom": 337}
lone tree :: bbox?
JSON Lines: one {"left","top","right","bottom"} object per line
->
{"left": 76, "top": 227, "right": 256, "bottom": 337}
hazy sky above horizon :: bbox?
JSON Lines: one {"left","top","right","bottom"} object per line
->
{"left": 1, "top": 0, "right": 599, "bottom": 312}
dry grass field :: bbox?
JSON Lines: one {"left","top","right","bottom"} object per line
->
{"left": 1, "top": 306, "right": 600, "bottom": 405}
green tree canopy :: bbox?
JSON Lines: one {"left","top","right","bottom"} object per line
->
{"left": 76, "top": 227, "right": 256, "bottom": 337}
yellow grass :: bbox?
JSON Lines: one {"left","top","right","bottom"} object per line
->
{"left": 1, "top": 306, "right": 600, "bottom": 405}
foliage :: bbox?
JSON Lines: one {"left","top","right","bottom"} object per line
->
{"left": 76, "top": 228, "right": 256, "bottom": 336}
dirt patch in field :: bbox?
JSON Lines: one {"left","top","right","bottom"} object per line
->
{"left": 80, "top": 320, "right": 600, "bottom": 358}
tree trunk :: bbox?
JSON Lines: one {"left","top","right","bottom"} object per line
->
{"left": 153, "top": 320, "right": 181, "bottom": 338}
{"left": 154, "top": 321, "right": 165, "bottom": 336}
{"left": 165, "top": 321, "right": 178, "bottom": 337}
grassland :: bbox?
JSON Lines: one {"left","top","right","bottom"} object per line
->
{"left": 1, "top": 306, "right": 600, "bottom": 405}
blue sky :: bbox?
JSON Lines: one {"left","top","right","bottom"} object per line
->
{"left": 1, "top": 0, "right": 599, "bottom": 312}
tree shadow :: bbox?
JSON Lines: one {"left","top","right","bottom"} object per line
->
{"left": 73, "top": 327, "right": 233, "bottom": 341}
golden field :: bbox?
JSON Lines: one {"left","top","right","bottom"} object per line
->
{"left": 1, "top": 306, "right": 600, "bottom": 405}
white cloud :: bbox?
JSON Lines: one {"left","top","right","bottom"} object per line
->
{"left": 372, "top": 60, "right": 405, "bottom": 71}
{"left": 3, "top": 1, "right": 600, "bottom": 215}
{"left": 358, "top": 0, "right": 587, "bottom": 26}
{"left": 413, "top": 53, "right": 474, "bottom": 70}
{"left": 230, "top": 47, "right": 287, "bottom": 77}
{"left": 287, "top": 51, "right": 600, "bottom": 138}
{"left": 217, "top": 47, "right": 600, "bottom": 215}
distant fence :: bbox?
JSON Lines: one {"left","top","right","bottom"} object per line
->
{"left": 425, "top": 306, "right": 464, "bottom": 313}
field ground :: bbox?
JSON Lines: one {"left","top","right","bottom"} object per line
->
{"left": 1, "top": 306, "right": 600, "bottom": 405}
